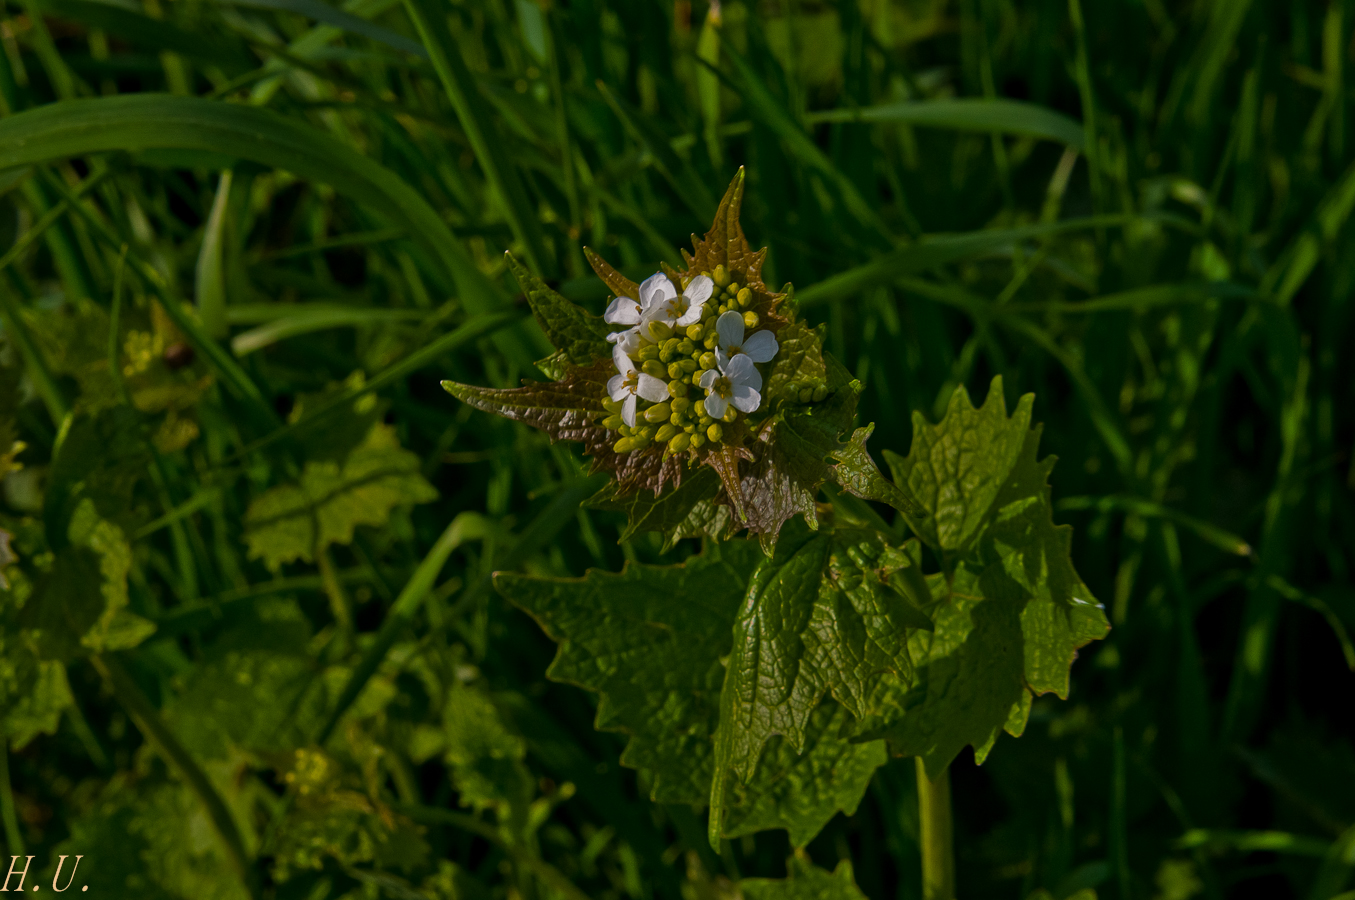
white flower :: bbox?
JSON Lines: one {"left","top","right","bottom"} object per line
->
{"left": 699, "top": 353, "right": 762, "bottom": 419}
{"left": 605, "top": 273, "right": 680, "bottom": 346}
{"left": 643, "top": 274, "right": 713, "bottom": 330}
{"left": 607, "top": 344, "right": 668, "bottom": 427}
{"left": 713, "top": 310, "right": 778, "bottom": 369}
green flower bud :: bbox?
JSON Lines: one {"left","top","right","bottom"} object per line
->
{"left": 602, "top": 414, "right": 624, "bottom": 431}
{"left": 613, "top": 436, "right": 638, "bottom": 453}
{"left": 637, "top": 343, "right": 660, "bottom": 361}
{"left": 636, "top": 425, "right": 655, "bottom": 441}
{"left": 644, "top": 402, "right": 671, "bottom": 423}
{"left": 713, "top": 264, "right": 729, "bottom": 287}
{"left": 799, "top": 388, "right": 813, "bottom": 404}
{"left": 812, "top": 385, "right": 828, "bottom": 402}
{"left": 667, "top": 379, "right": 689, "bottom": 398}
{"left": 693, "top": 399, "right": 707, "bottom": 419}
{"left": 677, "top": 339, "right": 696, "bottom": 356}
{"left": 706, "top": 422, "right": 724, "bottom": 443}
{"left": 602, "top": 397, "right": 624, "bottom": 414}
{"left": 668, "top": 432, "right": 691, "bottom": 453}
{"left": 645, "top": 320, "right": 674, "bottom": 342}
{"left": 690, "top": 432, "right": 707, "bottom": 449}
{"left": 703, "top": 331, "right": 719, "bottom": 350}
{"left": 671, "top": 396, "right": 692, "bottom": 415}
{"left": 721, "top": 405, "right": 737, "bottom": 423}
{"left": 678, "top": 358, "right": 699, "bottom": 374}
{"left": 686, "top": 323, "right": 704, "bottom": 340}
{"left": 620, "top": 424, "right": 635, "bottom": 437}
{"left": 690, "top": 371, "right": 703, "bottom": 385}
{"left": 655, "top": 423, "right": 680, "bottom": 442}
{"left": 641, "top": 359, "right": 667, "bottom": 379}
{"left": 737, "top": 287, "right": 752, "bottom": 308}
{"left": 684, "top": 423, "right": 697, "bottom": 434}
{"left": 699, "top": 351, "right": 717, "bottom": 370}
{"left": 667, "top": 362, "right": 685, "bottom": 381}
{"left": 743, "top": 311, "right": 760, "bottom": 329}
{"left": 717, "top": 304, "right": 728, "bottom": 315}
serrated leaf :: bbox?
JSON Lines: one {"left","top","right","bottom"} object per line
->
{"left": 0, "top": 642, "right": 73, "bottom": 748}
{"left": 734, "top": 352, "right": 862, "bottom": 543}
{"left": 739, "top": 857, "right": 870, "bottom": 900}
{"left": 832, "top": 424, "right": 927, "bottom": 523}
{"left": 243, "top": 423, "right": 438, "bottom": 570}
{"left": 980, "top": 425, "right": 1110, "bottom": 698}
{"left": 864, "top": 416, "right": 1108, "bottom": 777}
{"left": 43, "top": 778, "right": 248, "bottom": 900}
{"left": 682, "top": 168, "right": 769, "bottom": 289}
{"left": 24, "top": 498, "right": 154, "bottom": 659}
{"left": 506, "top": 252, "right": 611, "bottom": 366}
{"left": 166, "top": 599, "right": 326, "bottom": 759}
{"left": 498, "top": 541, "right": 762, "bottom": 803}
{"left": 763, "top": 319, "right": 828, "bottom": 404}
{"left": 709, "top": 519, "right": 924, "bottom": 843}
{"left": 861, "top": 562, "right": 1029, "bottom": 777}
{"left": 884, "top": 376, "right": 1031, "bottom": 553}
{"left": 444, "top": 360, "right": 687, "bottom": 496}
{"left": 584, "top": 465, "right": 722, "bottom": 543}
{"left": 583, "top": 247, "right": 641, "bottom": 306}
{"left": 497, "top": 540, "right": 884, "bottom": 846}
{"left": 439, "top": 683, "right": 535, "bottom": 815}
{"left": 722, "top": 700, "right": 886, "bottom": 848}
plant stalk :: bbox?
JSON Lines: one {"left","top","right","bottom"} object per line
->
{"left": 917, "top": 758, "right": 956, "bottom": 900}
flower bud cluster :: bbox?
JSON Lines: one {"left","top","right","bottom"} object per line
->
{"left": 602, "top": 265, "right": 786, "bottom": 459}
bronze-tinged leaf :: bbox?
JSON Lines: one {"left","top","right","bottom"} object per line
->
{"left": 682, "top": 168, "right": 768, "bottom": 290}
{"left": 706, "top": 443, "right": 754, "bottom": 525}
{"left": 443, "top": 361, "right": 687, "bottom": 497}
{"left": 584, "top": 247, "right": 640, "bottom": 303}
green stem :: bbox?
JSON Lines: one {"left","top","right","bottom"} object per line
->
{"left": 916, "top": 758, "right": 955, "bottom": 900}
{"left": 0, "top": 740, "right": 24, "bottom": 856}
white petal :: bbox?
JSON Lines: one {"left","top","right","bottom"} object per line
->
{"left": 638, "top": 272, "right": 676, "bottom": 309}
{"left": 605, "top": 295, "right": 643, "bottom": 325}
{"left": 741, "top": 330, "right": 779, "bottom": 363}
{"left": 725, "top": 353, "right": 762, "bottom": 392}
{"left": 636, "top": 373, "right": 669, "bottom": 403}
{"left": 607, "top": 374, "right": 629, "bottom": 401}
{"left": 675, "top": 301, "right": 705, "bottom": 327}
{"left": 716, "top": 310, "right": 745, "bottom": 350}
{"left": 703, "top": 390, "right": 729, "bottom": 420}
{"left": 699, "top": 368, "right": 720, "bottom": 390}
{"left": 613, "top": 343, "right": 635, "bottom": 377}
{"left": 610, "top": 328, "right": 640, "bottom": 355}
{"left": 684, "top": 275, "right": 713, "bottom": 305}
{"left": 715, "top": 347, "right": 732, "bottom": 371}
{"left": 731, "top": 384, "right": 761, "bottom": 414}
{"left": 621, "top": 394, "right": 638, "bottom": 428}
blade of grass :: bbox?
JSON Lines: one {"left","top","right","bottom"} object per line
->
{"left": 230, "top": 305, "right": 430, "bottom": 355}
{"left": 796, "top": 215, "right": 1141, "bottom": 307}
{"left": 806, "top": 98, "right": 1085, "bottom": 149}
{"left": 195, "top": 169, "right": 233, "bottom": 339}
{"left": 231, "top": 310, "right": 520, "bottom": 460}
{"left": 1056, "top": 494, "right": 1253, "bottom": 557}
{"left": 0, "top": 95, "right": 509, "bottom": 327}
{"left": 402, "top": 0, "right": 549, "bottom": 275}
{"left": 319, "top": 472, "right": 606, "bottom": 744}
{"left": 714, "top": 37, "right": 893, "bottom": 244}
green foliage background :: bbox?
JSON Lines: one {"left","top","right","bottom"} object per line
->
{"left": 0, "top": 0, "right": 1353, "bottom": 898}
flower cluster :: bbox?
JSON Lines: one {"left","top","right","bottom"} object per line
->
{"left": 600, "top": 264, "right": 779, "bottom": 457}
